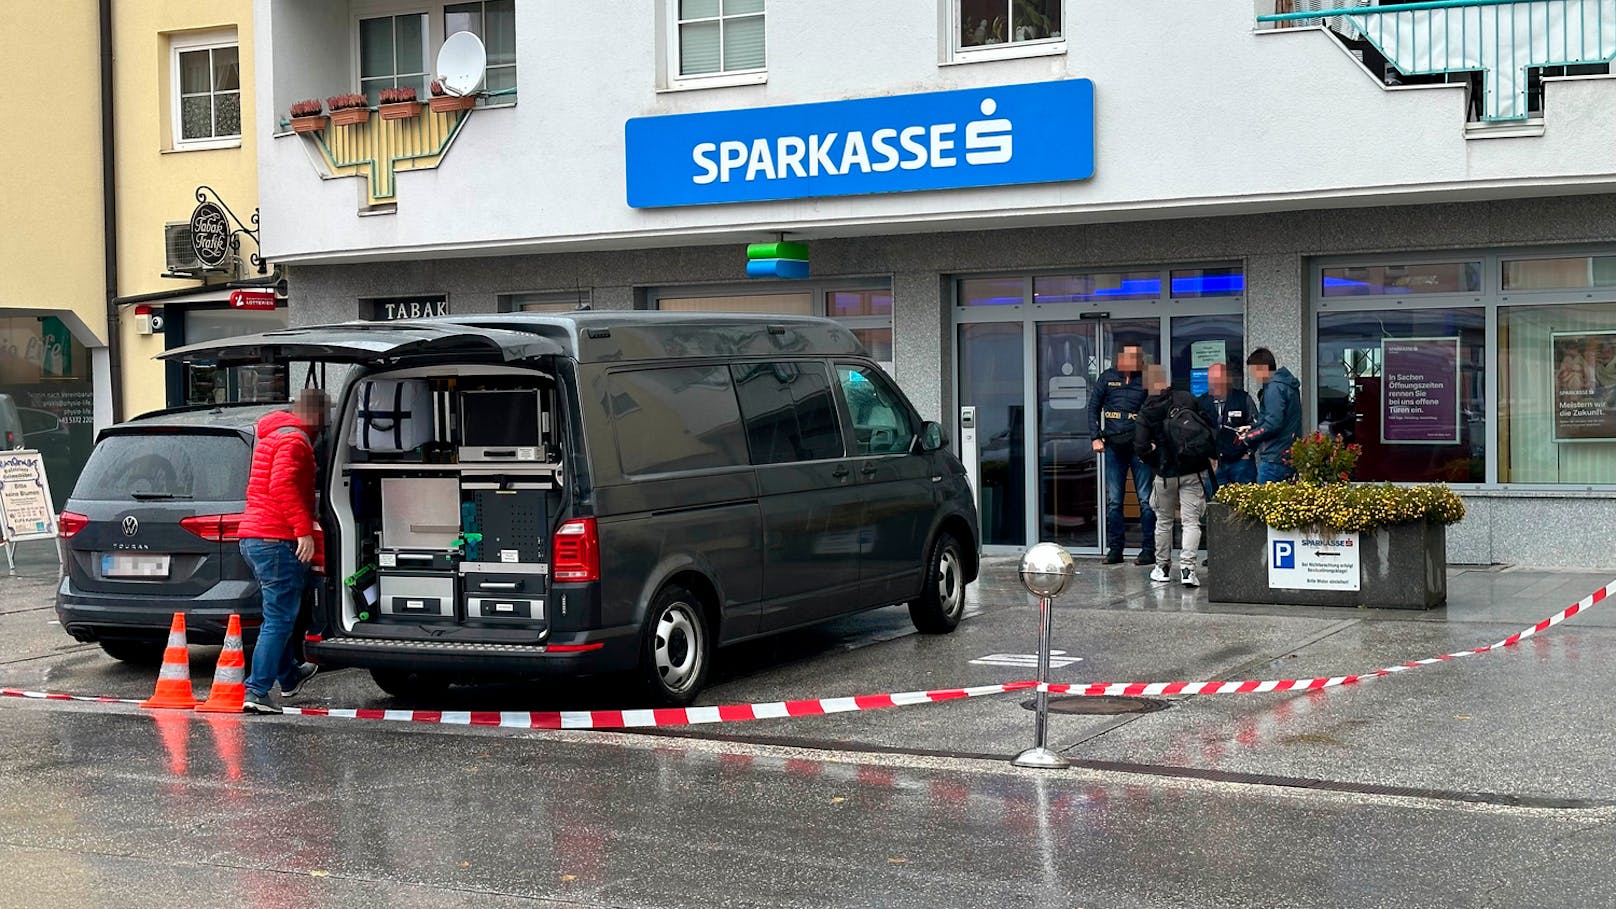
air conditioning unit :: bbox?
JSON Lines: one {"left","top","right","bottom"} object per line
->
{"left": 164, "top": 221, "right": 207, "bottom": 275}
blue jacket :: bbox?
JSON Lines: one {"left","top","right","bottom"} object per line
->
{"left": 1087, "top": 368, "right": 1148, "bottom": 449}
{"left": 1246, "top": 367, "right": 1303, "bottom": 465}
{"left": 1196, "top": 387, "right": 1257, "bottom": 462}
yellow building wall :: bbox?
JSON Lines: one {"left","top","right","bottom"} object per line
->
{"left": 0, "top": 0, "right": 106, "bottom": 344}
{"left": 114, "top": 0, "right": 259, "bottom": 418}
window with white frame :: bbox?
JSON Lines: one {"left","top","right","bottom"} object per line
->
{"left": 446, "top": 0, "right": 517, "bottom": 96}
{"left": 953, "top": 0, "right": 1063, "bottom": 58}
{"left": 171, "top": 32, "right": 241, "bottom": 148}
{"left": 673, "top": 0, "right": 765, "bottom": 82}
{"left": 359, "top": 13, "right": 429, "bottom": 105}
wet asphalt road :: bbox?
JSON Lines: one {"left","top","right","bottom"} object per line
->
{"left": 5, "top": 550, "right": 1616, "bottom": 907}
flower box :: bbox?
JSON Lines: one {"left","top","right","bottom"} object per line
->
{"left": 290, "top": 115, "right": 327, "bottom": 134}
{"left": 330, "top": 107, "right": 371, "bottom": 127}
{"left": 380, "top": 101, "right": 422, "bottom": 120}
{"left": 428, "top": 94, "right": 477, "bottom": 113}
{"left": 1205, "top": 502, "right": 1447, "bottom": 609}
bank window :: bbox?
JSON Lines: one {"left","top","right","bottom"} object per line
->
{"left": 1171, "top": 266, "right": 1246, "bottom": 299}
{"left": 955, "top": 0, "right": 1063, "bottom": 57}
{"left": 501, "top": 291, "right": 589, "bottom": 312}
{"left": 1321, "top": 262, "right": 1482, "bottom": 297}
{"left": 958, "top": 278, "right": 1026, "bottom": 307}
{"left": 446, "top": 1, "right": 517, "bottom": 96}
{"left": 731, "top": 361, "right": 844, "bottom": 465}
{"left": 830, "top": 290, "right": 894, "bottom": 377}
{"left": 171, "top": 34, "right": 240, "bottom": 148}
{"left": 659, "top": 292, "right": 811, "bottom": 314}
{"left": 359, "top": 13, "right": 429, "bottom": 105}
{"left": 836, "top": 364, "right": 914, "bottom": 456}
{"left": 1503, "top": 256, "right": 1616, "bottom": 292}
{"left": 674, "top": 0, "right": 765, "bottom": 79}
{"left": 1035, "top": 272, "right": 1161, "bottom": 303}
{"left": 608, "top": 366, "right": 748, "bottom": 476}
{"left": 1500, "top": 301, "right": 1616, "bottom": 483}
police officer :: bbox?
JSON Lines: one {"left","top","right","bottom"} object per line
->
{"left": 1088, "top": 344, "right": 1155, "bottom": 565}
{"left": 1197, "top": 361, "right": 1257, "bottom": 492}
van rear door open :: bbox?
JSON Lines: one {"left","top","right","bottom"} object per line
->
{"left": 160, "top": 322, "right": 562, "bottom": 366}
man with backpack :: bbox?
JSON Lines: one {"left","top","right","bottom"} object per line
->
{"left": 1134, "top": 365, "right": 1216, "bottom": 587}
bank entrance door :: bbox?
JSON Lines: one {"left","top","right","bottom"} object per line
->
{"left": 955, "top": 269, "right": 1246, "bottom": 554}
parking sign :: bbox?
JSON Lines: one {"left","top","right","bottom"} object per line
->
{"left": 1267, "top": 527, "right": 1360, "bottom": 591}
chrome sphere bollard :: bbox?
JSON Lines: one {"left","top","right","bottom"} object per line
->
{"left": 1012, "top": 542, "right": 1076, "bottom": 770}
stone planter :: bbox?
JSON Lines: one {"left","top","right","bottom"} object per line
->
{"left": 1205, "top": 501, "right": 1447, "bottom": 609}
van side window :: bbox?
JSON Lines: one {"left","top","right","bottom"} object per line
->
{"left": 835, "top": 363, "right": 914, "bottom": 456}
{"left": 607, "top": 366, "right": 748, "bottom": 476}
{"left": 730, "top": 361, "right": 845, "bottom": 465}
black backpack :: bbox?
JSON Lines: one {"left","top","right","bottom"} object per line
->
{"left": 1165, "top": 402, "right": 1217, "bottom": 468}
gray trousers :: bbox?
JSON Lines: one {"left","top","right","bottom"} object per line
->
{"left": 1151, "top": 473, "right": 1206, "bottom": 570}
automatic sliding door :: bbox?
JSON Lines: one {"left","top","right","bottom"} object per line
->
{"left": 1035, "top": 322, "right": 1100, "bottom": 547}
{"left": 958, "top": 322, "right": 1025, "bottom": 546}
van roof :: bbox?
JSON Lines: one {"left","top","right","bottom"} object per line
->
{"left": 432, "top": 312, "right": 867, "bottom": 364}
{"left": 119, "top": 403, "right": 280, "bottom": 432}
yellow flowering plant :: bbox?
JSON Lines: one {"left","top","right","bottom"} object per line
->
{"left": 1217, "top": 433, "right": 1466, "bottom": 532}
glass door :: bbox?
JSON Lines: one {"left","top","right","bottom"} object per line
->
{"left": 958, "top": 322, "right": 1025, "bottom": 546}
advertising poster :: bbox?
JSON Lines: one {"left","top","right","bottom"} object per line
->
{"left": 1380, "top": 337, "right": 1461, "bottom": 444}
{"left": 0, "top": 450, "right": 58, "bottom": 543}
{"left": 1552, "top": 330, "right": 1616, "bottom": 442}
{"left": 1266, "top": 527, "right": 1360, "bottom": 592}
{"left": 1189, "top": 340, "right": 1225, "bottom": 397}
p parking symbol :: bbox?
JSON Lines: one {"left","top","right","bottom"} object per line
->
{"left": 1273, "top": 540, "right": 1295, "bottom": 569}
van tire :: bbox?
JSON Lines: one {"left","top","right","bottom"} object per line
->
{"left": 370, "top": 668, "right": 451, "bottom": 701}
{"left": 637, "top": 585, "right": 712, "bottom": 707}
{"left": 909, "top": 533, "right": 966, "bottom": 635}
{"left": 99, "top": 640, "right": 165, "bottom": 665}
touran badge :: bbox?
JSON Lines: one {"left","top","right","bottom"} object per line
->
{"left": 122, "top": 516, "right": 139, "bottom": 537}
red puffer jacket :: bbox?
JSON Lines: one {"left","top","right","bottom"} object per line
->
{"left": 238, "top": 410, "right": 316, "bottom": 541}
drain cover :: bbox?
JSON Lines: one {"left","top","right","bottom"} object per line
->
{"left": 1020, "top": 695, "right": 1169, "bottom": 716}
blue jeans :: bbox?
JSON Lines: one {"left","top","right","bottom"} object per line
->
{"left": 241, "top": 538, "right": 308, "bottom": 697}
{"left": 1214, "top": 458, "right": 1257, "bottom": 493}
{"left": 1256, "top": 461, "right": 1296, "bottom": 484}
{"left": 1103, "top": 446, "right": 1156, "bottom": 553}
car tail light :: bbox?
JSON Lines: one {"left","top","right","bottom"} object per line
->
{"left": 57, "top": 512, "right": 89, "bottom": 539}
{"left": 553, "top": 518, "right": 600, "bottom": 583}
{"left": 3, "top": 430, "right": 15, "bottom": 448}
{"left": 180, "top": 513, "right": 246, "bottom": 542}
{"left": 311, "top": 523, "right": 326, "bottom": 575}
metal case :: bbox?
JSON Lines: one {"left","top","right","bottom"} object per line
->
{"left": 377, "top": 572, "right": 456, "bottom": 620}
{"left": 380, "top": 477, "right": 461, "bottom": 550}
{"left": 466, "top": 488, "right": 548, "bottom": 564}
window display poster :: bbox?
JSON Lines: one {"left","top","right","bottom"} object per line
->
{"left": 1189, "top": 340, "right": 1224, "bottom": 397}
{"left": 1267, "top": 526, "right": 1360, "bottom": 592}
{"left": 1381, "top": 336, "right": 1461, "bottom": 444}
{"left": 1552, "top": 330, "right": 1616, "bottom": 442}
{"left": 0, "top": 450, "right": 58, "bottom": 543}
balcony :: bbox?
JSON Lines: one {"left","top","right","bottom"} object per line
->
{"left": 1258, "top": 1, "right": 1616, "bottom": 125}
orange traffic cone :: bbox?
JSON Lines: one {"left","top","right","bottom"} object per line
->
{"left": 197, "top": 614, "right": 247, "bottom": 714}
{"left": 140, "top": 612, "right": 199, "bottom": 710}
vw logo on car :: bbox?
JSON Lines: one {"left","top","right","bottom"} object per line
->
{"left": 121, "top": 516, "right": 139, "bottom": 537}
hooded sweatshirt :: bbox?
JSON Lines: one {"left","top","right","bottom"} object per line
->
{"left": 238, "top": 410, "right": 316, "bottom": 541}
{"left": 1245, "top": 367, "right": 1303, "bottom": 465}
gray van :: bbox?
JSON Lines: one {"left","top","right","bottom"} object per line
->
{"left": 165, "top": 313, "right": 979, "bottom": 705}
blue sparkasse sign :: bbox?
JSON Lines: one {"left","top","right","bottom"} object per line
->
{"left": 624, "top": 80, "right": 1095, "bottom": 208}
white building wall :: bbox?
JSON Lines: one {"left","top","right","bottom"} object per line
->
{"left": 255, "top": 0, "right": 1616, "bottom": 263}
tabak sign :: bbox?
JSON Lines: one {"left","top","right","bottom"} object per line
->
{"left": 362, "top": 296, "right": 450, "bottom": 321}
{"left": 189, "top": 201, "right": 231, "bottom": 269}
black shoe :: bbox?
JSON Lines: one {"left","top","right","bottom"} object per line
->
{"left": 243, "top": 692, "right": 283, "bottom": 715}
{"left": 281, "top": 662, "right": 319, "bottom": 699}
{"left": 1103, "top": 549, "right": 1124, "bottom": 565}
{"left": 1135, "top": 550, "right": 1156, "bottom": 566}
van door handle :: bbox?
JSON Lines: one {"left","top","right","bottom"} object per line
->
{"left": 860, "top": 464, "right": 878, "bottom": 477}
{"left": 831, "top": 465, "right": 850, "bottom": 479}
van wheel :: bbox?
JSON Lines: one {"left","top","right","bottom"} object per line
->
{"left": 637, "top": 585, "right": 711, "bottom": 707}
{"left": 99, "top": 640, "right": 164, "bottom": 665}
{"left": 909, "top": 534, "right": 966, "bottom": 635}
{"left": 370, "top": 668, "right": 451, "bottom": 701}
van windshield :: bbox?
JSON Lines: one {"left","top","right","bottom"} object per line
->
{"left": 74, "top": 433, "right": 251, "bottom": 501}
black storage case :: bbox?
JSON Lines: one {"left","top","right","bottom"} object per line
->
{"left": 467, "top": 488, "right": 547, "bottom": 564}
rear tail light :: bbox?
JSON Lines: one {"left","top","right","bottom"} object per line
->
{"left": 180, "top": 513, "right": 246, "bottom": 542}
{"left": 311, "top": 523, "right": 326, "bottom": 575}
{"left": 4, "top": 431, "right": 15, "bottom": 448}
{"left": 552, "top": 518, "right": 600, "bottom": 583}
{"left": 57, "top": 512, "right": 89, "bottom": 539}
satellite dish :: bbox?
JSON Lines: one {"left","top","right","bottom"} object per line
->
{"left": 437, "top": 31, "right": 487, "bottom": 97}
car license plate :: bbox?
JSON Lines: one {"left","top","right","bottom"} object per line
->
{"left": 102, "top": 554, "right": 172, "bottom": 578}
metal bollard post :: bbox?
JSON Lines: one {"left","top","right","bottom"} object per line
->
{"left": 1012, "top": 542, "right": 1075, "bottom": 771}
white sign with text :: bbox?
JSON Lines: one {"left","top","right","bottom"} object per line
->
{"left": 1266, "top": 527, "right": 1360, "bottom": 592}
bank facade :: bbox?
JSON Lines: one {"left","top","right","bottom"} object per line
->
{"left": 255, "top": 0, "right": 1616, "bottom": 567}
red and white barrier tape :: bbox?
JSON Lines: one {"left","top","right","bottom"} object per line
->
{"left": 1041, "top": 577, "right": 1616, "bottom": 698}
{"left": 3, "top": 578, "right": 1611, "bottom": 726}
{"left": 278, "top": 681, "right": 1038, "bottom": 729}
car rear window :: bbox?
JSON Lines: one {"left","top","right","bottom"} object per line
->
{"left": 74, "top": 433, "right": 251, "bottom": 501}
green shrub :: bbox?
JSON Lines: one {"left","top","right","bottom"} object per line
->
{"left": 1288, "top": 432, "right": 1361, "bottom": 485}
{"left": 1216, "top": 481, "right": 1466, "bottom": 533}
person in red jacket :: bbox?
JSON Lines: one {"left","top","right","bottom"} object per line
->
{"left": 239, "top": 389, "right": 328, "bottom": 714}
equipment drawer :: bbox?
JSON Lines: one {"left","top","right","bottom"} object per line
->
{"left": 465, "top": 596, "right": 545, "bottom": 623}
{"left": 377, "top": 572, "right": 456, "bottom": 620}
{"left": 460, "top": 570, "right": 547, "bottom": 597}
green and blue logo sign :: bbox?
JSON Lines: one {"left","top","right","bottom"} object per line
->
{"left": 625, "top": 80, "right": 1095, "bottom": 208}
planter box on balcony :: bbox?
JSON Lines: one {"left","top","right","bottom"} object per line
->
{"left": 1204, "top": 502, "right": 1447, "bottom": 610}
{"left": 429, "top": 94, "right": 477, "bottom": 113}
{"left": 290, "top": 115, "right": 327, "bottom": 134}
{"left": 380, "top": 101, "right": 421, "bottom": 120}
{"left": 330, "top": 107, "right": 370, "bottom": 127}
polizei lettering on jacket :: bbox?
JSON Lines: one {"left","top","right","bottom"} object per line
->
{"left": 690, "top": 99, "right": 1012, "bottom": 185}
